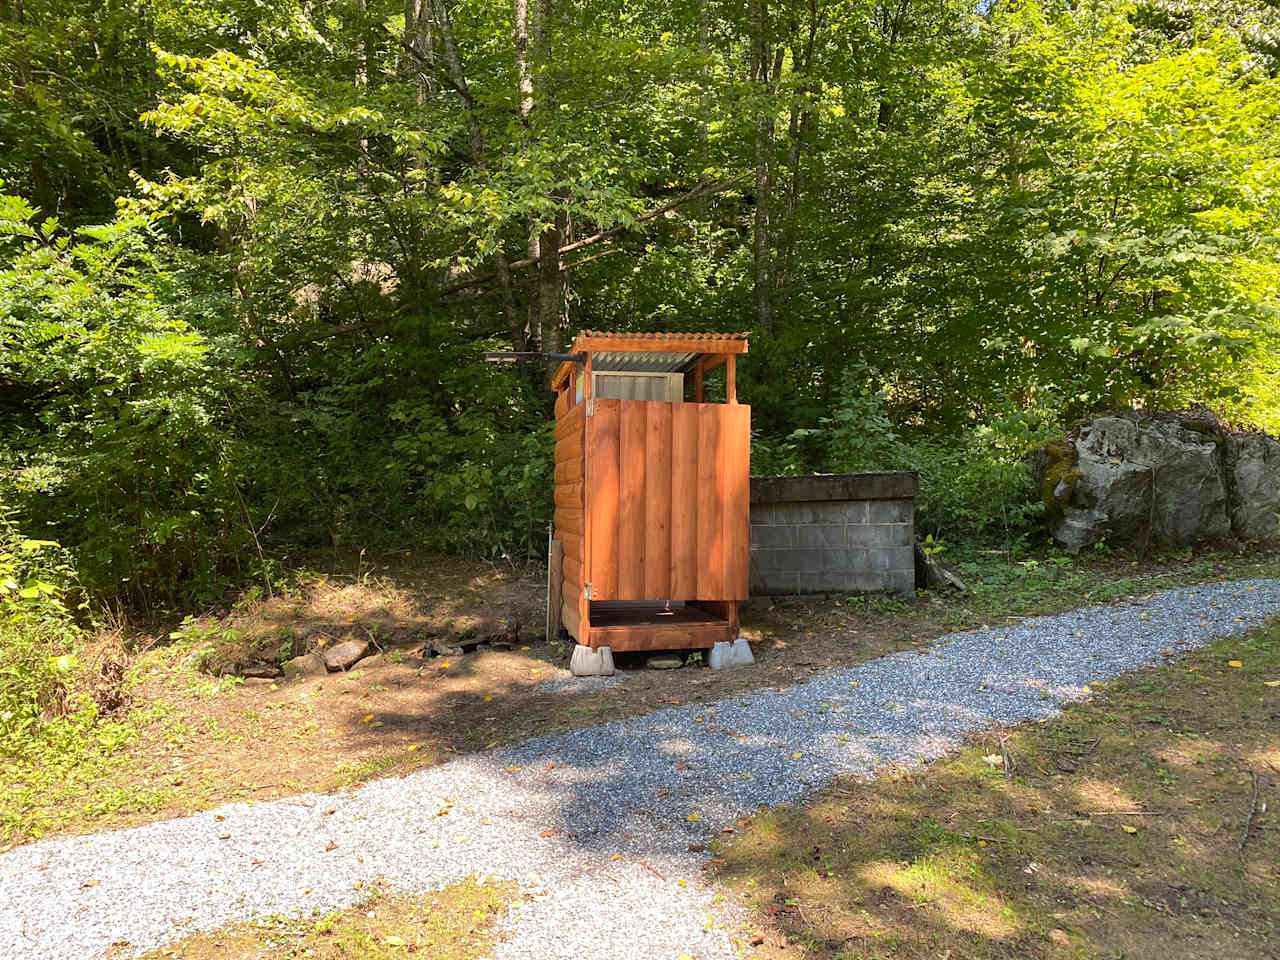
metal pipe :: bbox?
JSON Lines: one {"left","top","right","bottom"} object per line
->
{"left": 484, "top": 352, "right": 585, "bottom": 363}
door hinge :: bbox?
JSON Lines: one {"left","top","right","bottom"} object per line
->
{"left": 585, "top": 398, "right": 594, "bottom": 417}
{"left": 584, "top": 582, "right": 593, "bottom": 600}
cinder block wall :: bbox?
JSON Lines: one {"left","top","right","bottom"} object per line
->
{"left": 750, "top": 473, "right": 918, "bottom": 596}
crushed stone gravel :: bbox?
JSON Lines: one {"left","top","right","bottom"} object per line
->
{"left": 3, "top": 579, "right": 1278, "bottom": 960}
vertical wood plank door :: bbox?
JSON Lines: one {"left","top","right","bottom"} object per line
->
{"left": 587, "top": 400, "right": 749, "bottom": 602}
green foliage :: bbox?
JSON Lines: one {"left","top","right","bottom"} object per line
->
{"left": 0, "top": 512, "right": 83, "bottom": 757}
{"left": 1, "top": 0, "right": 1278, "bottom": 609}
{"left": 0, "top": 196, "right": 250, "bottom": 605}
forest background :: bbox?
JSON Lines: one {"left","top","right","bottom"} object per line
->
{"left": 1, "top": 0, "right": 1277, "bottom": 619}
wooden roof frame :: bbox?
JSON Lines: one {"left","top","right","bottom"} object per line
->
{"left": 551, "top": 331, "right": 748, "bottom": 392}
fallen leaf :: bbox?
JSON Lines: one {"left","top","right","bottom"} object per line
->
{"left": 325, "top": 840, "right": 337, "bottom": 852}
{"left": 686, "top": 813, "right": 701, "bottom": 822}
{"left": 1228, "top": 660, "right": 1243, "bottom": 668}
{"left": 385, "top": 935, "right": 406, "bottom": 946}
{"left": 323, "top": 808, "right": 336, "bottom": 816}
{"left": 407, "top": 743, "right": 420, "bottom": 752}
{"left": 81, "top": 879, "right": 99, "bottom": 888}
{"left": 353, "top": 880, "right": 363, "bottom": 890}
{"left": 790, "top": 752, "right": 803, "bottom": 760}
{"left": 1121, "top": 824, "right": 1138, "bottom": 834}
{"left": 361, "top": 714, "right": 374, "bottom": 723}
{"left": 1265, "top": 680, "right": 1280, "bottom": 687}
{"left": 677, "top": 878, "right": 687, "bottom": 887}
{"left": 484, "top": 695, "right": 492, "bottom": 702}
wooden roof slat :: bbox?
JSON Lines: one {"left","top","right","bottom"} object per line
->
{"left": 571, "top": 331, "right": 748, "bottom": 355}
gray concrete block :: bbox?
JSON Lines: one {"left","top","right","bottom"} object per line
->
{"left": 796, "top": 524, "right": 848, "bottom": 548}
{"left": 730, "top": 638, "right": 755, "bottom": 665}
{"left": 709, "top": 640, "right": 732, "bottom": 671}
{"left": 751, "top": 524, "right": 795, "bottom": 548}
{"left": 868, "top": 499, "right": 913, "bottom": 524}
{"left": 840, "top": 501, "right": 870, "bottom": 525}
{"left": 882, "top": 569, "right": 916, "bottom": 594}
{"left": 570, "top": 644, "right": 615, "bottom": 676}
{"left": 751, "top": 472, "right": 919, "bottom": 504}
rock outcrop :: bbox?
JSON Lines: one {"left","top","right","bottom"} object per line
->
{"left": 1032, "top": 409, "right": 1280, "bottom": 551}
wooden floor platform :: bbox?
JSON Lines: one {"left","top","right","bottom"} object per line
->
{"left": 585, "top": 603, "right": 733, "bottom": 652}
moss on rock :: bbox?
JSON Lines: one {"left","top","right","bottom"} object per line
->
{"left": 1033, "top": 437, "right": 1081, "bottom": 522}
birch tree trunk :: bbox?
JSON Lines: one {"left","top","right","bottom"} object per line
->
{"left": 405, "top": 0, "right": 435, "bottom": 103}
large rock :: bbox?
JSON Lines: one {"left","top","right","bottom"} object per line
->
{"left": 322, "top": 637, "right": 372, "bottom": 672}
{"left": 1230, "top": 432, "right": 1280, "bottom": 541}
{"left": 1036, "top": 413, "right": 1231, "bottom": 551}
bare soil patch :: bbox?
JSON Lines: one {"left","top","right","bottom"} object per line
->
{"left": 6, "top": 547, "right": 1277, "bottom": 845}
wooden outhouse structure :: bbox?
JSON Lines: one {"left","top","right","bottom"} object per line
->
{"left": 550, "top": 331, "right": 750, "bottom": 653}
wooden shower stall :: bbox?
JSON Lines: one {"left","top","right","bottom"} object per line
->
{"left": 550, "top": 332, "right": 750, "bottom": 653}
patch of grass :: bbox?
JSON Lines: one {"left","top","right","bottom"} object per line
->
{"left": 121, "top": 875, "right": 514, "bottom": 960}
{"left": 710, "top": 618, "right": 1280, "bottom": 959}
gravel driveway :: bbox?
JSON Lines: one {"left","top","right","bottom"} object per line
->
{"left": 4, "top": 579, "right": 1278, "bottom": 960}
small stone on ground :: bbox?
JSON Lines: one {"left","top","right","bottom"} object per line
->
{"left": 647, "top": 654, "right": 684, "bottom": 670}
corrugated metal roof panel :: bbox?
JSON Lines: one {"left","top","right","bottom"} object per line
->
{"left": 592, "top": 351, "right": 694, "bottom": 372}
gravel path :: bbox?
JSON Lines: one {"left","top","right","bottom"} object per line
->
{"left": 4, "top": 579, "right": 1278, "bottom": 960}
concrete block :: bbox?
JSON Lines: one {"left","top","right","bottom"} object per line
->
{"left": 797, "top": 524, "right": 846, "bottom": 548}
{"left": 841, "top": 501, "right": 870, "bottom": 524}
{"left": 751, "top": 472, "right": 919, "bottom": 504}
{"left": 883, "top": 569, "right": 916, "bottom": 594}
{"left": 709, "top": 640, "right": 732, "bottom": 671}
{"left": 570, "top": 644, "right": 615, "bottom": 677}
{"left": 751, "top": 524, "right": 795, "bottom": 548}
{"left": 869, "top": 499, "right": 913, "bottom": 524}
{"left": 730, "top": 638, "right": 755, "bottom": 665}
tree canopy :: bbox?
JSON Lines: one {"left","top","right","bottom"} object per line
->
{"left": 2, "top": 0, "right": 1278, "bottom": 602}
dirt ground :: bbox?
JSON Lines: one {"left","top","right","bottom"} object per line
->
{"left": 7, "top": 547, "right": 1277, "bottom": 846}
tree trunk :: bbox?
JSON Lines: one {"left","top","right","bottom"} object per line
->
{"left": 514, "top": 0, "right": 533, "bottom": 118}
{"left": 749, "top": 0, "right": 774, "bottom": 331}
{"left": 405, "top": 0, "right": 435, "bottom": 103}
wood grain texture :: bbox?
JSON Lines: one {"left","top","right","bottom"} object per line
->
{"left": 616, "top": 400, "right": 647, "bottom": 600}
{"left": 562, "top": 555, "right": 584, "bottom": 591}
{"left": 722, "top": 403, "right": 750, "bottom": 599}
{"left": 588, "top": 621, "right": 731, "bottom": 651}
{"left": 643, "top": 402, "right": 672, "bottom": 598}
{"left": 696, "top": 404, "right": 724, "bottom": 599}
{"left": 669, "top": 402, "right": 699, "bottom": 599}
{"left": 555, "top": 432, "right": 583, "bottom": 462}
{"left": 554, "top": 456, "right": 584, "bottom": 485}
{"left": 554, "top": 483, "right": 583, "bottom": 509}
{"left": 553, "top": 507, "right": 583, "bottom": 537}
{"left": 562, "top": 598, "right": 582, "bottom": 640}
{"left": 587, "top": 397, "right": 620, "bottom": 600}
{"left": 555, "top": 403, "right": 584, "bottom": 440}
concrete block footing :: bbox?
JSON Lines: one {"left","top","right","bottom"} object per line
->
{"left": 708, "top": 641, "right": 732, "bottom": 671}
{"left": 730, "top": 638, "right": 755, "bottom": 666}
{"left": 570, "top": 644, "right": 615, "bottom": 677}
